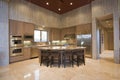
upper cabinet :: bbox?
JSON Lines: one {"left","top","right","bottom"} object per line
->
{"left": 76, "top": 23, "right": 92, "bottom": 34}
{"left": 23, "top": 23, "right": 35, "bottom": 35}
{"left": 50, "top": 28, "right": 61, "bottom": 40}
{"left": 61, "top": 27, "right": 75, "bottom": 40}
{"left": 10, "top": 20, "right": 23, "bottom": 36}
{"left": 9, "top": 20, "right": 35, "bottom": 36}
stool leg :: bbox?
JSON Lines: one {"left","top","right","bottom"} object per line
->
{"left": 58, "top": 58, "right": 61, "bottom": 68}
{"left": 77, "top": 56, "right": 80, "bottom": 66}
{"left": 71, "top": 55, "right": 74, "bottom": 67}
{"left": 40, "top": 56, "right": 43, "bottom": 66}
{"left": 63, "top": 56, "right": 65, "bottom": 68}
{"left": 46, "top": 58, "right": 49, "bottom": 67}
{"left": 83, "top": 55, "right": 85, "bottom": 65}
{"left": 50, "top": 56, "right": 53, "bottom": 67}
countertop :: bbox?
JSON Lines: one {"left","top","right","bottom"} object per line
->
{"left": 23, "top": 45, "right": 49, "bottom": 48}
{"left": 38, "top": 46, "right": 86, "bottom": 50}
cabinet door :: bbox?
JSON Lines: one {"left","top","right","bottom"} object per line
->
{"left": 9, "top": 20, "right": 23, "bottom": 36}
{"left": 68, "top": 27, "right": 75, "bottom": 34}
{"left": 31, "top": 48, "right": 39, "bottom": 58}
{"left": 61, "top": 28, "right": 67, "bottom": 40}
{"left": 51, "top": 28, "right": 61, "bottom": 40}
{"left": 10, "top": 20, "right": 17, "bottom": 35}
{"left": 76, "top": 23, "right": 92, "bottom": 34}
{"left": 16, "top": 21, "right": 23, "bottom": 36}
{"left": 24, "top": 23, "right": 34, "bottom": 35}
{"left": 10, "top": 56, "right": 24, "bottom": 63}
{"left": 23, "top": 48, "right": 31, "bottom": 60}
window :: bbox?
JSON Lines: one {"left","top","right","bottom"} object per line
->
{"left": 34, "top": 30, "right": 48, "bottom": 42}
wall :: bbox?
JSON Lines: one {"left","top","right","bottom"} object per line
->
{"left": 104, "top": 29, "right": 114, "bottom": 50}
{"left": 118, "top": 0, "right": 120, "bottom": 17}
{"left": 118, "top": 0, "right": 120, "bottom": 52}
{"left": 9, "top": 0, "right": 61, "bottom": 28}
{"left": 92, "top": 0, "right": 120, "bottom": 63}
{"left": 0, "top": 0, "right": 9, "bottom": 66}
{"left": 61, "top": 4, "right": 92, "bottom": 27}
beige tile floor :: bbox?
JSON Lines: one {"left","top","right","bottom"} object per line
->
{"left": 0, "top": 51, "right": 120, "bottom": 80}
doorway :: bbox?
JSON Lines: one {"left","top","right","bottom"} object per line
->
{"left": 97, "top": 14, "right": 114, "bottom": 62}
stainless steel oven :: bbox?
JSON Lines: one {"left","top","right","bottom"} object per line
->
{"left": 10, "top": 47, "right": 23, "bottom": 57}
{"left": 10, "top": 36, "right": 23, "bottom": 47}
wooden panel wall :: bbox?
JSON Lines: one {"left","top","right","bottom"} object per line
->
{"left": 0, "top": 0, "right": 9, "bottom": 66}
{"left": 9, "top": 0, "right": 61, "bottom": 28}
{"left": 61, "top": 4, "right": 92, "bottom": 28}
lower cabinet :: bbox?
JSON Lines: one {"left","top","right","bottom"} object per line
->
{"left": 31, "top": 48, "right": 39, "bottom": 58}
{"left": 10, "top": 55, "right": 24, "bottom": 63}
{"left": 10, "top": 47, "right": 40, "bottom": 63}
{"left": 10, "top": 47, "right": 31, "bottom": 63}
{"left": 23, "top": 47, "right": 31, "bottom": 60}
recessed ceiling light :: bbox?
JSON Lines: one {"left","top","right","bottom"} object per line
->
{"left": 70, "top": 2, "right": 73, "bottom": 5}
{"left": 58, "top": 8, "right": 61, "bottom": 11}
{"left": 46, "top": 2, "right": 49, "bottom": 5}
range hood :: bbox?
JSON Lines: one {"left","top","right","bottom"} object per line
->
{"left": 64, "top": 34, "right": 76, "bottom": 40}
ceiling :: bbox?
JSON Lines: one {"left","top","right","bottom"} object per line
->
{"left": 26, "top": 0, "right": 94, "bottom": 14}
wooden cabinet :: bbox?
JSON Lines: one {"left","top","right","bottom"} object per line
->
{"left": 23, "top": 47, "right": 31, "bottom": 60}
{"left": 10, "top": 55, "right": 24, "bottom": 63}
{"left": 51, "top": 28, "right": 61, "bottom": 40}
{"left": 9, "top": 20, "right": 35, "bottom": 36}
{"left": 76, "top": 23, "right": 92, "bottom": 34}
{"left": 10, "top": 20, "right": 23, "bottom": 36}
{"left": 61, "top": 27, "right": 75, "bottom": 40}
{"left": 31, "top": 48, "right": 39, "bottom": 58}
{"left": 61, "top": 28, "right": 67, "bottom": 40}
{"left": 23, "top": 23, "right": 34, "bottom": 35}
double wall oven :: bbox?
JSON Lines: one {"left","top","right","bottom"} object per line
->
{"left": 10, "top": 35, "right": 23, "bottom": 57}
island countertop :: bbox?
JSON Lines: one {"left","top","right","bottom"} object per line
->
{"left": 38, "top": 46, "right": 86, "bottom": 50}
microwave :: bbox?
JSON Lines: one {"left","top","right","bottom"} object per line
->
{"left": 24, "top": 35, "right": 33, "bottom": 40}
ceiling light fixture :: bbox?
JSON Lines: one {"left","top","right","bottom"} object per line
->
{"left": 70, "top": 2, "right": 73, "bottom": 5}
{"left": 58, "top": 8, "right": 61, "bottom": 11}
{"left": 46, "top": 2, "right": 49, "bottom": 5}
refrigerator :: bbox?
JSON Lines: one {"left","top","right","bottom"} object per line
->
{"left": 77, "top": 34, "right": 92, "bottom": 58}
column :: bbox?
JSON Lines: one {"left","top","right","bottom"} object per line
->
{"left": 0, "top": 0, "right": 9, "bottom": 66}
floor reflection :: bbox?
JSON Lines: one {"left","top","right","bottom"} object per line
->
{"left": 34, "top": 69, "right": 40, "bottom": 80}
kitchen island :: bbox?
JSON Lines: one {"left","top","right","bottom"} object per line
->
{"left": 38, "top": 46, "right": 86, "bottom": 67}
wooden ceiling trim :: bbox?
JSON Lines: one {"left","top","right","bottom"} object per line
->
{"left": 26, "top": 0, "right": 94, "bottom": 14}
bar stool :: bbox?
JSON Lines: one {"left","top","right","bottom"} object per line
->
{"left": 40, "top": 49, "right": 51, "bottom": 67}
{"left": 50, "top": 50, "right": 61, "bottom": 67}
{"left": 72, "top": 49, "right": 85, "bottom": 67}
{"left": 62, "top": 50, "right": 73, "bottom": 68}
